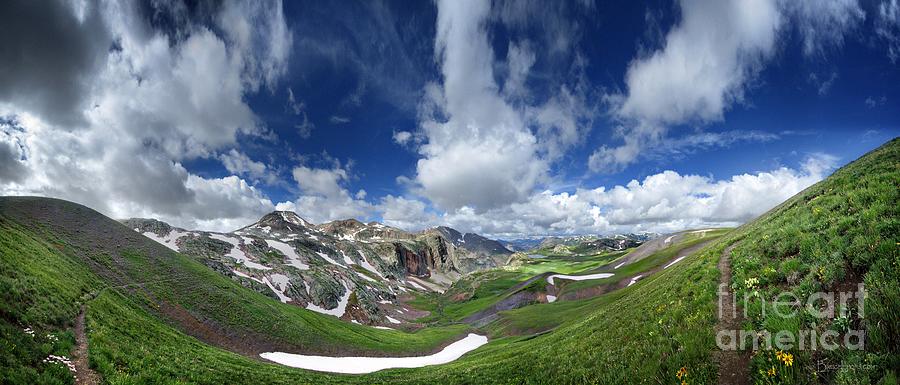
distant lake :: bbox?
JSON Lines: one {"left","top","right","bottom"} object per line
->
{"left": 527, "top": 254, "right": 546, "bottom": 259}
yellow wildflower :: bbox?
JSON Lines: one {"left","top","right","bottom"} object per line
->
{"left": 767, "top": 366, "right": 776, "bottom": 376}
{"left": 783, "top": 353, "right": 794, "bottom": 367}
{"left": 775, "top": 350, "right": 783, "bottom": 360}
{"left": 676, "top": 366, "right": 687, "bottom": 379}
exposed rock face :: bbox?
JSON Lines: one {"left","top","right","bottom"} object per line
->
{"left": 420, "top": 235, "right": 451, "bottom": 272}
{"left": 317, "top": 219, "right": 414, "bottom": 241}
{"left": 122, "top": 210, "right": 516, "bottom": 325}
{"left": 395, "top": 243, "right": 430, "bottom": 277}
{"left": 431, "top": 226, "right": 513, "bottom": 256}
{"left": 121, "top": 218, "right": 173, "bottom": 236}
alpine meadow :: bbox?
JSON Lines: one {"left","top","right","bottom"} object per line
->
{"left": 1, "top": 0, "right": 898, "bottom": 384}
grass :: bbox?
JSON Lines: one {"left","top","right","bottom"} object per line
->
{"left": 723, "top": 138, "right": 900, "bottom": 384}
{"left": 513, "top": 250, "right": 628, "bottom": 275}
{"left": 557, "top": 229, "right": 728, "bottom": 295}
{"left": 0, "top": 138, "right": 896, "bottom": 384}
{"left": 409, "top": 270, "right": 529, "bottom": 324}
{"left": 408, "top": 249, "right": 630, "bottom": 325}
{"left": 0, "top": 198, "right": 469, "bottom": 384}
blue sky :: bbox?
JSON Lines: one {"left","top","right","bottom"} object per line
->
{"left": 1, "top": 0, "right": 898, "bottom": 237}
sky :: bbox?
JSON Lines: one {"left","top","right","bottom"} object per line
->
{"left": 1, "top": 0, "right": 898, "bottom": 238}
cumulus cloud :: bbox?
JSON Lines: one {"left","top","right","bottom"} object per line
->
{"left": 378, "top": 195, "right": 439, "bottom": 231}
{"left": 413, "top": 0, "right": 546, "bottom": 211}
{"left": 0, "top": 0, "right": 110, "bottom": 126}
{"left": 219, "top": 149, "right": 275, "bottom": 184}
{"left": 431, "top": 153, "right": 837, "bottom": 237}
{"left": 0, "top": 0, "right": 292, "bottom": 231}
{"left": 276, "top": 163, "right": 372, "bottom": 224}
{"left": 407, "top": 0, "right": 596, "bottom": 212}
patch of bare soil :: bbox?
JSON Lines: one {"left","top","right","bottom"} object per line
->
{"left": 714, "top": 243, "right": 750, "bottom": 385}
{"left": 73, "top": 306, "right": 100, "bottom": 385}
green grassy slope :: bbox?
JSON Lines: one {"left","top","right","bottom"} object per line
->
{"left": 1, "top": 137, "right": 896, "bottom": 384}
{"left": 724, "top": 138, "right": 899, "bottom": 384}
{"left": 0, "top": 198, "right": 465, "bottom": 384}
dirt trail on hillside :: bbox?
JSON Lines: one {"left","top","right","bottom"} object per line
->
{"left": 74, "top": 306, "right": 101, "bottom": 385}
{"left": 715, "top": 243, "right": 750, "bottom": 385}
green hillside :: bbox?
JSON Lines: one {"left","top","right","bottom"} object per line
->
{"left": 1, "top": 138, "right": 897, "bottom": 384}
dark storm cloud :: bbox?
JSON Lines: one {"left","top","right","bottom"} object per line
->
{"left": 0, "top": 0, "right": 111, "bottom": 127}
{"left": 0, "top": 117, "right": 27, "bottom": 183}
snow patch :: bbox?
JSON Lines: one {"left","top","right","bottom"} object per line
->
{"left": 210, "top": 233, "right": 271, "bottom": 270}
{"left": 386, "top": 316, "right": 401, "bottom": 324}
{"left": 547, "top": 273, "right": 614, "bottom": 285}
{"left": 264, "top": 239, "right": 310, "bottom": 270}
{"left": 546, "top": 295, "right": 557, "bottom": 303}
{"left": 260, "top": 334, "right": 488, "bottom": 374}
{"left": 232, "top": 270, "right": 264, "bottom": 284}
{"left": 355, "top": 271, "right": 377, "bottom": 283}
{"left": 142, "top": 230, "right": 190, "bottom": 251}
{"left": 663, "top": 256, "right": 687, "bottom": 269}
{"left": 356, "top": 250, "right": 385, "bottom": 279}
{"left": 406, "top": 280, "right": 427, "bottom": 291}
{"left": 627, "top": 275, "right": 643, "bottom": 287}
{"left": 263, "top": 277, "right": 292, "bottom": 303}
{"left": 341, "top": 250, "right": 356, "bottom": 265}
{"left": 316, "top": 251, "right": 345, "bottom": 267}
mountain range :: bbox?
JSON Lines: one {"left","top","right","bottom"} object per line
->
{"left": 121, "top": 211, "right": 515, "bottom": 327}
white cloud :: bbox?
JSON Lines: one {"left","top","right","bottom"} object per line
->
{"left": 216, "top": 0, "right": 292, "bottom": 92}
{"left": 592, "top": 0, "right": 864, "bottom": 173}
{"left": 292, "top": 166, "right": 349, "bottom": 198}
{"left": 0, "top": 1, "right": 292, "bottom": 232}
{"left": 287, "top": 87, "right": 314, "bottom": 139}
{"left": 392, "top": 130, "right": 413, "bottom": 145}
{"left": 277, "top": 164, "right": 372, "bottom": 224}
{"left": 877, "top": 0, "right": 900, "bottom": 63}
{"left": 433, "top": 153, "right": 838, "bottom": 237}
{"left": 407, "top": 0, "right": 596, "bottom": 212}
{"left": 378, "top": 195, "right": 439, "bottom": 231}
{"left": 412, "top": 0, "right": 546, "bottom": 211}
{"left": 808, "top": 71, "right": 839, "bottom": 96}
{"left": 329, "top": 115, "right": 351, "bottom": 124}
{"left": 593, "top": 0, "right": 782, "bottom": 173}
{"left": 219, "top": 149, "right": 274, "bottom": 184}
{"left": 782, "top": 0, "right": 865, "bottom": 57}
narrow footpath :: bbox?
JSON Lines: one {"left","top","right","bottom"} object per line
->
{"left": 715, "top": 243, "right": 750, "bottom": 385}
{"left": 73, "top": 305, "right": 100, "bottom": 385}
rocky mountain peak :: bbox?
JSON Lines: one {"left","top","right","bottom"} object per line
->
{"left": 121, "top": 218, "right": 175, "bottom": 236}
{"left": 428, "top": 226, "right": 512, "bottom": 256}
{"left": 318, "top": 218, "right": 414, "bottom": 241}
{"left": 239, "top": 210, "right": 313, "bottom": 235}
